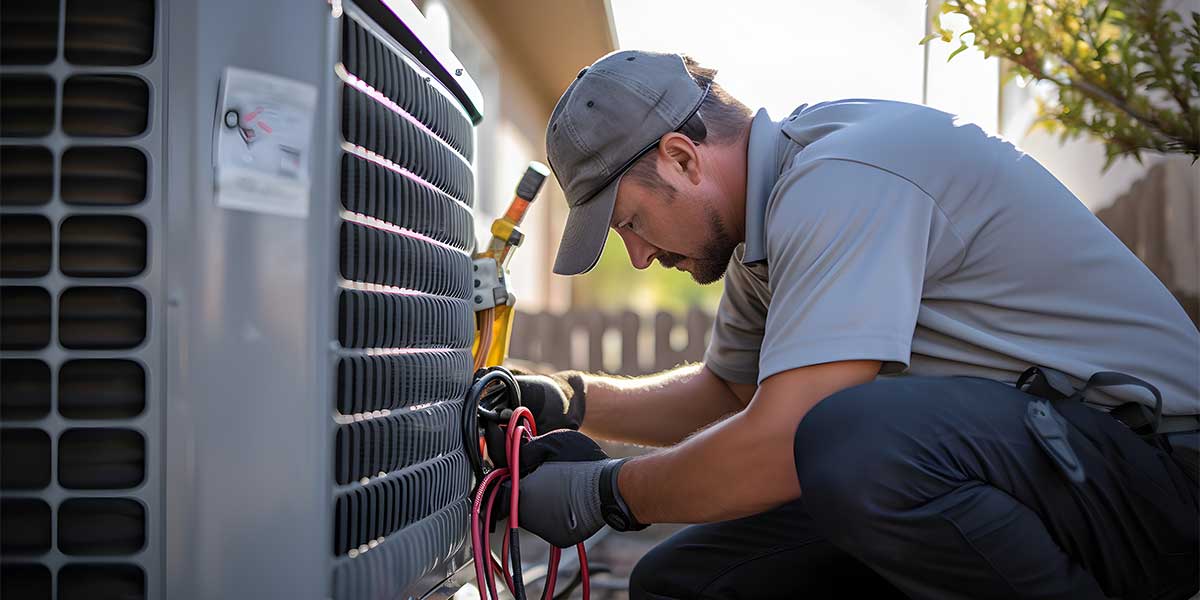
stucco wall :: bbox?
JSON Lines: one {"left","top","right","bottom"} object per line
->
{"left": 426, "top": 0, "right": 573, "bottom": 312}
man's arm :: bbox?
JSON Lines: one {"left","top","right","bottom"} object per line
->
{"left": 618, "top": 360, "right": 880, "bottom": 523}
{"left": 579, "top": 364, "right": 754, "bottom": 447}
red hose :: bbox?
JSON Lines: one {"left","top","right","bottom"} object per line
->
{"left": 472, "top": 469, "right": 508, "bottom": 600}
{"left": 471, "top": 407, "right": 591, "bottom": 599}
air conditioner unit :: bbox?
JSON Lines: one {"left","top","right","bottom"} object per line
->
{"left": 0, "top": 0, "right": 483, "bottom": 598}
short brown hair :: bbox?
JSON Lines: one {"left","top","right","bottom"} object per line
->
{"left": 624, "top": 55, "right": 753, "bottom": 196}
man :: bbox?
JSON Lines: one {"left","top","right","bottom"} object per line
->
{"left": 504, "top": 50, "right": 1200, "bottom": 599}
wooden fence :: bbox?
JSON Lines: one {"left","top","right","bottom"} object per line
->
{"left": 508, "top": 308, "right": 714, "bottom": 376}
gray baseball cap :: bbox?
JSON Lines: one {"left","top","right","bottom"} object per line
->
{"left": 546, "top": 50, "right": 709, "bottom": 276}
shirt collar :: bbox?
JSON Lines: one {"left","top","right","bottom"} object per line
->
{"left": 741, "top": 108, "right": 789, "bottom": 265}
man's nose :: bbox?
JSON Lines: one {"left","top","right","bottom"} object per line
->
{"left": 617, "top": 229, "right": 657, "bottom": 270}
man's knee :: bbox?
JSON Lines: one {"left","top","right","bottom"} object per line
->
{"left": 792, "top": 380, "right": 929, "bottom": 541}
{"left": 627, "top": 545, "right": 661, "bottom": 599}
{"left": 629, "top": 540, "right": 697, "bottom": 600}
{"left": 794, "top": 380, "right": 895, "bottom": 482}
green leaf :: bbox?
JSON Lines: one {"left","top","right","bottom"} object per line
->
{"left": 1101, "top": 151, "right": 1119, "bottom": 172}
{"left": 947, "top": 41, "right": 970, "bottom": 62}
{"left": 919, "top": 32, "right": 941, "bottom": 45}
{"left": 923, "top": 0, "right": 1200, "bottom": 169}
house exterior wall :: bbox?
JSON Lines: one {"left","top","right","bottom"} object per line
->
{"left": 419, "top": 0, "right": 577, "bottom": 313}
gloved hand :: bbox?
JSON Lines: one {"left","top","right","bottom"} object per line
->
{"left": 481, "top": 369, "right": 587, "bottom": 469}
{"left": 513, "top": 371, "right": 587, "bottom": 433}
{"left": 506, "top": 430, "right": 644, "bottom": 548}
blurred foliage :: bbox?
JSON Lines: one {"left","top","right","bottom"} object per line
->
{"left": 925, "top": 0, "right": 1199, "bottom": 169}
{"left": 571, "top": 230, "right": 724, "bottom": 315}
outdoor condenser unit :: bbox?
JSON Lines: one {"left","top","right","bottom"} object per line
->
{"left": 0, "top": 0, "right": 484, "bottom": 598}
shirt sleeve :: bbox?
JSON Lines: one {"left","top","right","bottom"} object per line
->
{"left": 757, "top": 158, "right": 936, "bottom": 384}
{"left": 703, "top": 248, "right": 768, "bottom": 385}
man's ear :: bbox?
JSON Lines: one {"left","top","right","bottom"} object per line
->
{"left": 659, "top": 132, "right": 702, "bottom": 186}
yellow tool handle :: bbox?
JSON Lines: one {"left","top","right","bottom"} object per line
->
{"left": 473, "top": 162, "right": 550, "bottom": 368}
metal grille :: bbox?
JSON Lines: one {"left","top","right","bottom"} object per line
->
{"left": 340, "top": 15, "right": 473, "bottom": 162}
{"left": 0, "top": 145, "right": 53, "bottom": 205}
{"left": 0, "top": 0, "right": 160, "bottom": 597}
{"left": 332, "top": 4, "right": 476, "bottom": 595}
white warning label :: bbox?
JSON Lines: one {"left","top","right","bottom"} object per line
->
{"left": 213, "top": 67, "right": 318, "bottom": 218}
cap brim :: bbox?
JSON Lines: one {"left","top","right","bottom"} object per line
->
{"left": 552, "top": 173, "right": 622, "bottom": 276}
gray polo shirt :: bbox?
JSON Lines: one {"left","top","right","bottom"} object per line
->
{"left": 704, "top": 100, "right": 1200, "bottom": 415}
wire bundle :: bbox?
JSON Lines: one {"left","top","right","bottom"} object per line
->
{"left": 466, "top": 380, "right": 590, "bottom": 600}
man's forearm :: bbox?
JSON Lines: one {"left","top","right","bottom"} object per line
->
{"left": 614, "top": 360, "right": 880, "bottom": 524}
{"left": 617, "top": 398, "right": 799, "bottom": 523}
{"left": 579, "top": 364, "right": 747, "bottom": 447}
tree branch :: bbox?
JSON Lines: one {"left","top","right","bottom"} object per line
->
{"left": 1006, "top": 32, "right": 1195, "bottom": 155}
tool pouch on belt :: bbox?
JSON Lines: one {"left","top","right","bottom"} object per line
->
{"left": 1016, "top": 366, "right": 1164, "bottom": 486}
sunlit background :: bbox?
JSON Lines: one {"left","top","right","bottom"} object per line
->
{"left": 592, "top": 0, "right": 1001, "bottom": 314}
{"left": 612, "top": 0, "right": 997, "bottom": 124}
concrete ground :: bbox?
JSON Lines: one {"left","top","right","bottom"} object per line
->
{"left": 512, "top": 523, "right": 681, "bottom": 600}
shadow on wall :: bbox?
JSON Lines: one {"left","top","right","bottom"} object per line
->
{"left": 1095, "top": 160, "right": 1199, "bottom": 326}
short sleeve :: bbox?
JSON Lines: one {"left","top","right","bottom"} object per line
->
{"left": 757, "top": 158, "right": 935, "bottom": 383}
{"left": 703, "top": 248, "right": 768, "bottom": 384}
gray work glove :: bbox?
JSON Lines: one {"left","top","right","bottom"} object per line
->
{"left": 483, "top": 371, "right": 587, "bottom": 469}
{"left": 507, "top": 430, "right": 645, "bottom": 548}
{"left": 512, "top": 371, "right": 587, "bottom": 433}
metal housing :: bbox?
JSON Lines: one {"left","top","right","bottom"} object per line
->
{"left": 0, "top": 1, "right": 482, "bottom": 597}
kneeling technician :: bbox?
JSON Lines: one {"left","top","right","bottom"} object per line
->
{"left": 502, "top": 50, "right": 1199, "bottom": 599}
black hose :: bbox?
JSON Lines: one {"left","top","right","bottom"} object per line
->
{"left": 509, "top": 527, "right": 527, "bottom": 600}
{"left": 464, "top": 366, "right": 529, "bottom": 598}
{"left": 461, "top": 380, "right": 485, "bottom": 483}
{"left": 463, "top": 367, "right": 523, "bottom": 486}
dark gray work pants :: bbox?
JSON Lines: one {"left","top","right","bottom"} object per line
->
{"left": 629, "top": 376, "right": 1198, "bottom": 599}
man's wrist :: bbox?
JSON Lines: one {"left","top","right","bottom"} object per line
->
{"left": 598, "top": 458, "right": 648, "bottom": 531}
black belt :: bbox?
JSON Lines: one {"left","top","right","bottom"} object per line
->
{"left": 1110, "top": 403, "right": 1200, "bottom": 435}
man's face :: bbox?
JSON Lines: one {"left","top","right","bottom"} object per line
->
{"left": 609, "top": 156, "right": 739, "bottom": 284}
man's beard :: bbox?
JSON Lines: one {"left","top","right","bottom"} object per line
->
{"left": 656, "top": 205, "right": 738, "bottom": 285}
